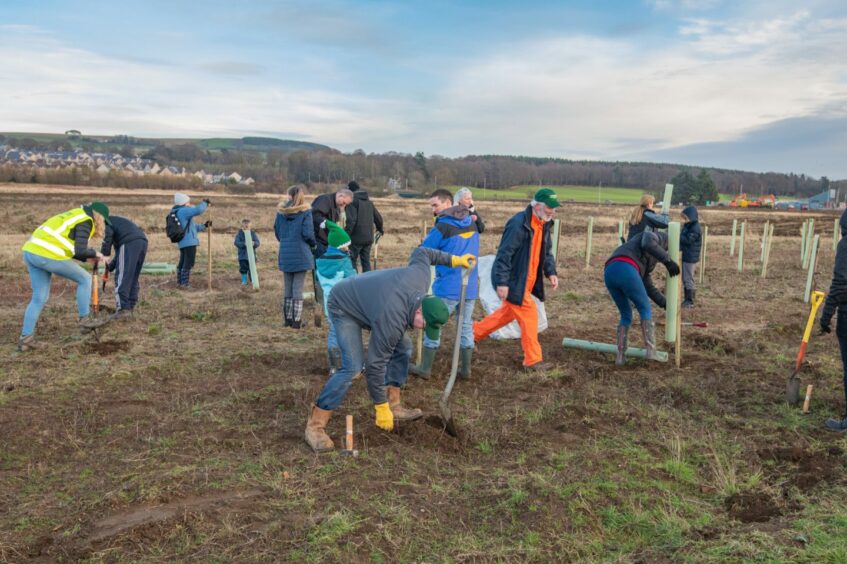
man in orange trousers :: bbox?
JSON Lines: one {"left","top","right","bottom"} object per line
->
{"left": 474, "top": 188, "right": 559, "bottom": 371}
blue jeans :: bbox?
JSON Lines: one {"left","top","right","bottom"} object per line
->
{"left": 327, "top": 316, "right": 338, "bottom": 350}
{"left": 604, "top": 261, "right": 651, "bottom": 327}
{"left": 316, "top": 305, "right": 412, "bottom": 410}
{"left": 21, "top": 251, "right": 92, "bottom": 337}
{"left": 424, "top": 298, "right": 476, "bottom": 349}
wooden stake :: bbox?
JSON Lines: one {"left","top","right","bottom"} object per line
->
{"left": 584, "top": 216, "right": 594, "bottom": 269}
{"left": 699, "top": 225, "right": 708, "bottom": 284}
{"left": 802, "top": 384, "right": 813, "bottom": 414}
{"left": 346, "top": 415, "right": 354, "bottom": 451}
{"left": 207, "top": 210, "right": 212, "bottom": 292}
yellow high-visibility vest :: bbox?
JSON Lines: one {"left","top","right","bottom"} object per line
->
{"left": 22, "top": 207, "right": 93, "bottom": 260}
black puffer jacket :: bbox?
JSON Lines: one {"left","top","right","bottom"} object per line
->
{"left": 821, "top": 210, "right": 847, "bottom": 326}
{"left": 680, "top": 206, "right": 702, "bottom": 263}
{"left": 606, "top": 231, "right": 671, "bottom": 308}
{"left": 627, "top": 209, "right": 669, "bottom": 241}
{"left": 101, "top": 215, "right": 147, "bottom": 257}
{"left": 345, "top": 190, "right": 384, "bottom": 245}
{"left": 311, "top": 192, "right": 341, "bottom": 247}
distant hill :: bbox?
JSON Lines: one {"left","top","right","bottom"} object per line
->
{"left": 0, "top": 132, "right": 332, "bottom": 153}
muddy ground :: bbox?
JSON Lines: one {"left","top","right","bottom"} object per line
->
{"left": 1, "top": 184, "right": 846, "bottom": 561}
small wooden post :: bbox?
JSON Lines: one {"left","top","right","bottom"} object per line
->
{"left": 835, "top": 217, "right": 840, "bottom": 252}
{"left": 729, "top": 219, "right": 738, "bottom": 257}
{"left": 802, "top": 384, "right": 814, "bottom": 414}
{"left": 804, "top": 234, "right": 820, "bottom": 303}
{"left": 584, "top": 216, "right": 594, "bottom": 269}
{"left": 699, "top": 225, "right": 708, "bottom": 284}
{"left": 346, "top": 415, "right": 354, "bottom": 451}
{"left": 737, "top": 221, "right": 746, "bottom": 272}
{"left": 761, "top": 223, "right": 775, "bottom": 278}
{"left": 244, "top": 229, "right": 260, "bottom": 290}
{"left": 803, "top": 219, "right": 816, "bottom": 270}
{"left": 207, "top": 210, "right": 213, "bottom": 292}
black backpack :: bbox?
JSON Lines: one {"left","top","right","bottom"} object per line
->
{"left": 165, "top": 208, "right": 187, "bottom": 243}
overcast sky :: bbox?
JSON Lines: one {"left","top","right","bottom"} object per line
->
{"left": 2, "top": 0, "right": 846, "bottom": 178}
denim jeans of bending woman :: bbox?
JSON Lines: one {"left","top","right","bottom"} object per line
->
{"left": 604, "top": 260, "right": 652, "bottom": 327}
{"left": 21, "top": 251, "right": 92, "bottom": 337}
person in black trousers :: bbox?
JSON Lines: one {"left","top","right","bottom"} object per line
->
{"left": 820, "top": 208, "right": 847, "bottom": 431}
{"left": 344, "top": 181, "right": 384, "bottom": 272}
{"left": 101, "top": 215, "right": 148, "bottom": 320}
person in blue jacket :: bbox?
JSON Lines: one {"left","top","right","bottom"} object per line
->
{"left": 410, "top": 188, "right": 480, "bottom": 380}
{"left": 233, "top": 218, "right": 260, "bottom": 286}
{"left": 274, "top": 185, "right": 316, "bottom": 329}
{"left": 679, "top": 205, "right": 702, "bottom": 308}
{"left": 316, "top": 220, "right": 357, "bottom": 373}
{"left": 171, "top": 193, "right": 210, "bottom": 288}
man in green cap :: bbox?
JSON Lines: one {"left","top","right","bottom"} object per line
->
{"left": 304, "top": 246, "right": 474, "bottom": 452}
{"left": 474, "top": 188, "right": 560, "bottom": 371}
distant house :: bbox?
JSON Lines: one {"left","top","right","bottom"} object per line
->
{"left": 96, "top": 164, "right": 111, "bottom": 175}
{"left": 241, "top": 177, "right": 255, "bottom": 186}
{"left": 228, "top": 172, "right": 242, "bottom": 183}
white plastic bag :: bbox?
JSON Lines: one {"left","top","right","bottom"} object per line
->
{"left": 477, "top": 255, "right": 548, "bottom": 340}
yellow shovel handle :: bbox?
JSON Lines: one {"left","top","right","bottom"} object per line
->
{"left": 802, "top": 291, "right": 826, "bottom": 343}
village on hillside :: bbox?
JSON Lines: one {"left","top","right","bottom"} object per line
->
{"left": 0, "top": 145, "right": 255, "bottom": 186}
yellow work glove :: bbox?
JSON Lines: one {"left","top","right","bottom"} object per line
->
{"left": 450, "top": 253, "right": 476, "bottom": 269}
{"left": 374, "top": 402, "right": 394, "bottom": 431}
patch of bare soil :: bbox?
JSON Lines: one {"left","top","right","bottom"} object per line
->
{"left": 758, "top": 445, "right": 843, "bottom": 491}
{"left": 84, "top": 339, "right": 130, "bottom": 356}
{"left": 725, "top": 491, "right": 782, "bottom": 523}
{"left": 86, "top": 488, "right": 266, "bottom": 545}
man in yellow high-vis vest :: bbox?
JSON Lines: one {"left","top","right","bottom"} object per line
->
{"left": 18, "top": 202, "right": 112, "bottom": 352}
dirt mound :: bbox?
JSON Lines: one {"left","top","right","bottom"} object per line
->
{"left": 84, "top": 339, "right": 130, "bottom": 355}
{"left": 758, "top": 446, "right": 843, "bottom": 491}
{"left": 725, "top": 491, "right": 782, "bottom": 523}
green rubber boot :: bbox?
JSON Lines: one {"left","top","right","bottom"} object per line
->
{"left": 409, "top": 347, "right": 437, "bottom": 379}
{"left": 459, "top": 348, "right": 473, "bottom": 380}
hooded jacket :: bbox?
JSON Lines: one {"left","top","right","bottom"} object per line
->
{"left": 274, "top": 202, "right": 316, "bottom": 272}
{"left": 345, "top": 190, "right": 384, "bottom": 245}
{"left": 422, "top": 205, "right": 480, "bottom": 300}
{"left": 821, "top": 210, "right": 847, "bottom": 326}
{"left": 627, "top": 209, "right": 670, "bottom": 241}
{"left": 606, "top": 231, "right": 670, "bottom": 308}
{"left": 101, "top": 215, "right": 147, "bottom": 257}
{"left": 328, "top": 246, "right": 452, "bottom": 405}
{"left": 233, "top": 229, "right": 260, "bottom": 261}
{"left": 311, "top": 192, "right": 341, "bottom": 247}
{"left": 679, "top": 205, "right": 702, "bottom": 263}
{"left": 316, "top": 247, "right": 357, "bottom": 315}
{"left": 492, "top": 206, "right": 557, "bottom": 305}
{"left": 172, "top": 201, "right": 208, "bottom": 249}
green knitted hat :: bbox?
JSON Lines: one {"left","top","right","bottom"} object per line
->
{"left": 325, "top": 220, "right": 351, "bottom": 249}
{"left": 421, "top": 296, "right": 449, "bottom": 340}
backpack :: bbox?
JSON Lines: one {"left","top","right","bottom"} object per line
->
{"left": 165, "top": 208, "right": 187, "bottom": 243}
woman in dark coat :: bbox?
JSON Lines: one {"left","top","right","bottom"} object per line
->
{"left": 274, "top": 185, "right": 316, "bottom": 328}
{"left": 627, "top": 194, "right": 669, "bottom": 241}
{"left": 604, "top": 231, "right": 679, "bottom": 365}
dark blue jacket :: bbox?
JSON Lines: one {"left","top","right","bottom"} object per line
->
{"left": 606, "top": 231, "right": 670, "bottom": 308}
{"left": 274, "top": 204, "right": 316, "bottom": 272}
{"left": 234, "top": 229, "right": 260, "bottom": 261}
{"left": 101, "top": 215, "right": 147, "bottom": 256}
{"left": 422, "top": 205, "right": 480, "bottom": 300}
{"left": 821, "top": 209, "right": 847, "bottom": 326}
{"left": 492, "top": 206, "right": 557, "bottom": 305}
{"left": 680, "top": 206, "right": 702, "bottom": 263}
{"left": 627, "top": 210, "right": 669, "bottom": 241}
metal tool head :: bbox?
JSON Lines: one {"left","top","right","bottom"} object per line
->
{"left": 786, "top": 374, "right": 801, "bottom": 406}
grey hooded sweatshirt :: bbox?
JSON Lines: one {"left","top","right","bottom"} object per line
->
{"left": 327, "top": 246, "right": 453, "bottom": 404}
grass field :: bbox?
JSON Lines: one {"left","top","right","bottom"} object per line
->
{"left": 469, "top": 185, "right": 733, "bottom": 205}
{"left": 1, "top": 185, "right": 846, "bottom": 560}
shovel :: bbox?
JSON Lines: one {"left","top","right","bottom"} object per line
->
{"left": 787, "top": 291, "right": 825, "bottom": 406}
{"left": 439, "top": 262, "right": 473, "bottom": 437}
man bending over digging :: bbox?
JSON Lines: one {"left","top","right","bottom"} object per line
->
{"left": 304, "top": 246, "right": 476, "bottom": 452}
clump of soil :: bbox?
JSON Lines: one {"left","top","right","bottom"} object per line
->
{"left": 758, "top": 446, "right": 842, "bottom": 491}
{"left": 84, "top": 339, "right": 130, "bottom": 356}
{"left": 725, "top": 491, "right": 782, "bottom": 523}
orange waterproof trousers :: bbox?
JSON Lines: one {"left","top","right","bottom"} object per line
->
{"left": 473, "top": 293, "right": 542, "bottom": 366}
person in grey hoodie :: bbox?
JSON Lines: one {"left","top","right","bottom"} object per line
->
{"left": 304, "top": 246, "right": 476, "bottom": 452}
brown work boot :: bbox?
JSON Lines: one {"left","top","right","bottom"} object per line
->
{"left": 524, "top": 361, "right": 553, "bottom": 372}
{"left": 17, "top": 334, "right": 41, "bottom": 352}
{"left": 387, "top": 386, "right": 423, "bottom": 421}
{"left": 304, "top": 405, "right": 334, "bottom": 452}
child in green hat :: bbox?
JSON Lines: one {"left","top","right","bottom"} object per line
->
{"left": 316, "top": 220, "right": 357, "bottom": 373}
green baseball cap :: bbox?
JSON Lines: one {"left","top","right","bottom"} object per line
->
{"left": 89, "top": 201, "right": 112, "bottom": 225}
{"left": 421, "top": 296, "right": 449, "bottom": 341}
{"left": 533, "top": 188, "right": 560, "bottom": 209}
